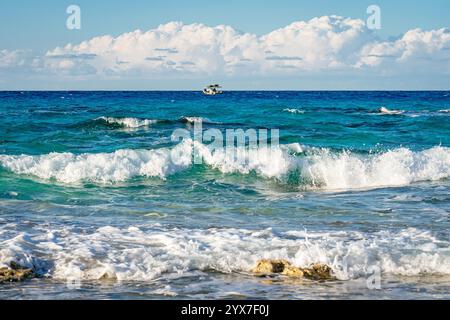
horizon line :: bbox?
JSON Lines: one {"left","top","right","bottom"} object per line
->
{"left": 1, "top": 89, "right": 449, "bottom": 92}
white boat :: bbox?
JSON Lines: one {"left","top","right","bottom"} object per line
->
{"left": 203, "top": 84, "right": 223, "bottom": 95}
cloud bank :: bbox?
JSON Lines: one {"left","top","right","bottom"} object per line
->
{"left": 1, "top": 15, "right": 449, "bottom": 86}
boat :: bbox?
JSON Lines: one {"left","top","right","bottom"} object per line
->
{"left": 203, "top": 84, "right": 223, "bottom": 95}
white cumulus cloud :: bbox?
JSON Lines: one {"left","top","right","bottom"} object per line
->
{"left": 1, "top": 15, "right": 450, "bottom": 82}
{"left": 358, "top": 28, "right": 450, "bottom": 74}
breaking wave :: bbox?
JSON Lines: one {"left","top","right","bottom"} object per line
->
{"left": 0, "top": 141, "right": 449, "bottom": 190}
{"left": 378, "top": 107, "right": 404, "bottom": 115}
{"left": 96, "top": 117, "right": 159, "bottom": 128}
{"left": 88, "top": 116, "right": 217, "bottom": 129}
{"left": 0, "top": 225, "right": 448, "bottom": 281}
{"left": 179, "top": 116, "right": 215, "bottom": 124}
{"left": 283, "top": 108, "right": 305, "bottom": 114}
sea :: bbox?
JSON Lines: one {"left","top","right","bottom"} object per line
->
{"left": 0, "top": 91, "right": 449, "bottom": 299}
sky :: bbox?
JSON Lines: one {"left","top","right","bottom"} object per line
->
{"left": 0, "top": 0, "right": 449, "bottom": 90}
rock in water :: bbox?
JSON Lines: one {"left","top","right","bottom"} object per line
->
{"left": 0, "top": 262, "right": 35, "bottom": 284}
{"left": 251, "top": 259, "right": 290, "bottom": 274}
{"left": 301, "top": 263, "right": 334, "bottom": 280}
{"left": 252, "top": 259, "right": 334, "bottom": 280}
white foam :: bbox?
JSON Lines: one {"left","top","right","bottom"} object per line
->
{"left": 195, "top": 143, "right": 292, "bottom": 179}
{"left": 97, "top": 117, "right": 158, "bottom": 128}
{"left": 0, "top": 225, "right": 448, "bottom": 281}
{"left": 283, "top": 108, "right": 305, "bottom": 114}
{"left": 0, "top": 142, "right": 449, "bottom": 190}
{"left": 180, "top": 116, "right": 213, "bottom": 124}
{"left": 0, "top": 140, "right": 194, "bottom": 183}
{"left": 378, "top": 107, "right": 404, "bottom": 115}
{"left": 439, "top": 109, "right": 450, "bottom": 113}
{"left": 296, "top": 146, "right": 450, "bottom": 190}
{"left": 282, "top": 143, "right": 305, "bottom": 153}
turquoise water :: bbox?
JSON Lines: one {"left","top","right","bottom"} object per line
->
{"left": 0, "top": 91, "right": 449, "bottom": 299}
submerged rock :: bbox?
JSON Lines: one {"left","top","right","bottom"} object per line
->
{"left": 0, "top": 262, "right": 35, "bottom": 284}
{"left": 252, "top": 259, "right": 334, "bottom": 280}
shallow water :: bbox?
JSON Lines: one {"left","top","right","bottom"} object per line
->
{"left": 0, "top": 91, "right": 449, "bottom": 299}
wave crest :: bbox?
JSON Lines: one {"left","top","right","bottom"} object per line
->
{"left": 378, "top": 107, "right": 404, "bottom": 115}
{"left": 0, "top": 141, "right": 194, "bottom": 183}
{"left": 0, "top": 142, "right": 449, "bottom": 190}
{"left": 283, "top": 108, "right": 305, "bottom": 114}
{"left": 179, "top": 116, "right": 214, "bottom": 124}
{"left": 96, "top": 117, "right": 159, "bottom": 128}
{"left": 297, "top": 146, "right": 450, "bottom": 190}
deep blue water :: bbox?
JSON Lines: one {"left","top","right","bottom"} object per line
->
{"left": 0, "top": 91, "right": 449, "bottom": 299}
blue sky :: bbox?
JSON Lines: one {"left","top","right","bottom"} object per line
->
{"left": 1, "top": 0, "right": 449, "bottom": 50}
{"left": 0, "top": 0, "right": 449, "bottom": 90}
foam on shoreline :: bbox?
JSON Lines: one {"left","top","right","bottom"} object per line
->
{"left": 0, "top": 225, "right": 448, "bottom": 281}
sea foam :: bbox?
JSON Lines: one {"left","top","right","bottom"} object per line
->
{"left": 296, "top": 146, "right": 450, "bottom": 190}
{"left": 0, "top": 141, "right": 194, "bottom": 183}
{"left": 97, "top": 117, "right": 159, "bottom": 128}
{"left": 378, "top": 107, "right": 404, "bottom": 115}
{"left": 283, "top": 108, "right": 305, "bottom": 114}
{"left": 0, "top": 142, "right": 449, "bottom": 190}
{"left": 179, "top": 116, "right": 214, "bottom": 124}
{"left": 0, "top": 225, "right": 448, "bottom": 281}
